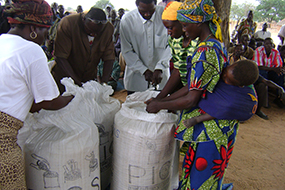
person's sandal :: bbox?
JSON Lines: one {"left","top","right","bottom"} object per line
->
{"left": 256, "top": 110, "right": 269, "bottom": 120}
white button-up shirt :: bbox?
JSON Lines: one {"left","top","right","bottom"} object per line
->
{"left": 120, "top": 6, "right": 171, "bottom": 91}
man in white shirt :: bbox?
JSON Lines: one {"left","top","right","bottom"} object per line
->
{"left": 253, "top": 23, "right": 271, "bottom": 40}
{"left": 120, "top": 0, "right": 171, "bottom": 94}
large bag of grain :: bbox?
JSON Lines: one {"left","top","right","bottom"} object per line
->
{"left": 19, "top": 78, "right": 101, "bottom": 190}
{"left": 111, "top": 91, "right": 179, "bottom": 190}
{"left": 82, "top": 81, "right": 121, "bottom": 189}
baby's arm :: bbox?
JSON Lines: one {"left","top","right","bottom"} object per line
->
{"left": 183, "top": 113, "right": 215, "bottom": 128}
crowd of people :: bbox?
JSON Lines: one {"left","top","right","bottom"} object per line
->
{"left": 0, "top": 0, "right": 285, "bottom": 189}
{"left": 230, "top": 10, "right": 285, "bottom": 120}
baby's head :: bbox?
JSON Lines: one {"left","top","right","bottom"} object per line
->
{"left": 222, "top": 60, "right": 259, "bottom": 87}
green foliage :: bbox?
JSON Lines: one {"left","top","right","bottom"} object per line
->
{"left": 230, "top": 2, "right": 256, "bottom": 21}
{"left": 94, "top": 0, "right": 114, "bottom": 10}
{"left": 255, "top": 0, "right": 285, "bottom": 22}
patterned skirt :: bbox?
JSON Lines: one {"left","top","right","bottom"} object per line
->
{"left": 175, "top": 108, "right": 239, "bottom": 190}
{"left": 0, "top": 111, "right": 26, "bottom": 190}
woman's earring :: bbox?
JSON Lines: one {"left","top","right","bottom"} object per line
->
{"left": 30, "top": 31, "right": 38, "bottom": 39}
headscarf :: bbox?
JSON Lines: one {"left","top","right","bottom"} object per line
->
{"left": 4, "top": 0, "right": 52, "bottom": 28}
{"left": 161, "top": 1, "right": 182, "bottom": 21}
{"left": 177, "top": 0, "right": 223, "bottom": 42}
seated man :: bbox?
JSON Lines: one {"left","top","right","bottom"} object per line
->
{"left": 253, "top": 37, "right": 285, "bottom": 107}
{"left": 228, "top": 44, "right": 246, "bottom": 65}
{"left": 254, "top": 75, "right": 285, "bottom": 119}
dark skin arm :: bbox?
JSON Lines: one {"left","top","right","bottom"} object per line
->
{"left": 146, "top": 88, "right": 203, "bottom": 113}
{"left": 144, "top": 69, "right": 164, "bottom": 87}
{"left": 144, "top": 69, "right": 153, "bottom": 83}
{"left": 30, "top": 95, "right": 74, "bottom": 113}
{"left": 55, "top": 57, "right": 82, "bottom": 86}
{"left": 155, "top": 68, "right": 183, "bottom": 100}
{"left": 152, "top": 69, "right": 163, "bottom": 86}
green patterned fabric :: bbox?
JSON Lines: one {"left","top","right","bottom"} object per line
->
{"left": 97, "top": 60, "right": 121, "bottom": 90}
{"left": 168, "top": 36, "right": 197, "bottom": 86}
{"left": 187, "top": 40, "right": 226, "bottom": 93}
{"left": 174, "top": 38, "right": 238, "bottom": 190}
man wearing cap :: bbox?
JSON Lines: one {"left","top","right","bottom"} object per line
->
{"left": 52, "top": 7, "right": 115, "bottom": 93}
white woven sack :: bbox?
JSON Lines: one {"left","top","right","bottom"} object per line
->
{"left": 20, "top": 78, "right": 101, "bottom": 190}
{"left": 111, "top": 100, "right": 178, "bottom": 190}
{"left": 124, "top": 90, "right": 180, "bottom": 189}
{"left": 82, "top": 80, "right": 121, "bottom": 190}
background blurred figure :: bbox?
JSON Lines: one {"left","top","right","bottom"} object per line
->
{"left": 0, "top": 0, "right": 11, "bottom": 34}
{"left": 105, "top": 5, "right": 112, "bottom": 20}
{"left": 76, "top": 5, "right": 83, "bottom": 13}
{"left": 118, "top": 8, "right": 125, "bottom": 19}
{"left": 45, "top": 4, "right": 64, "bottom": 58}
{"left": 241, "top": 33, "right": 255, "bottom": 59}
{"left": 236, "top": 10, "right": 257, "bottom": 43}
{"left": 56, "top": 4, "right": 65, "bottom": 19}
{"left": 228, "top": 44, "right": 246, "bottom": 65}
{"left": 253, "top": 22, "right": 271, "bottom": 43}
{"left": 278, "top": 24, "right": 285, "bottom": 49}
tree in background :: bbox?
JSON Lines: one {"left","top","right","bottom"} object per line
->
{"left": 212, "top": 0, "right": 232, "bottom": 48}
{"left": 255, "top": 0, "right": 285, "bottom": 23}
{"left": 230, "top": 2, "right": 256, "bottom": 22}
{"left": 94, "top": 0, "right": 114, "bottom": 10}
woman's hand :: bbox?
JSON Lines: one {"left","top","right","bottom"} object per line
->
{"left": 146, "top": 99, "right": 161, "bottom": 113}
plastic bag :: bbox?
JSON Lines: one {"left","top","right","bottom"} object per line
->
{"left": 19, "top": 78, "right": 101, "bottom": 189}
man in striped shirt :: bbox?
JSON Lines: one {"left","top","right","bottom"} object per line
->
{"left": 253, "top": 37, "right": 285, "bottom": 107}
{"left": 253, "top": 38, "right": 284, "bottom": 86}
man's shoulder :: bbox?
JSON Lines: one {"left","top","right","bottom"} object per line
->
{"left": 104, "top": 22, "right": 114, "bottom": 32}
{"left": 255, "top": 46, "right": 264, "bottom": 51}
{"left": 121, "top": 9, "right": 138, "bottom": 21}
{"left": 155, "top": 6, "right": 165, "bottom": 13}
{"left": 271, "top": 48, "right": 279, "bottom": 54}
{"left": 61, "top": 13, "right": 80, "bottom": 23}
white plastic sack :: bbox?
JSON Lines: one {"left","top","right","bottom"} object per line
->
{"left": 19, "top": 78, "right": 101, "bottom": 190}
{"left": 82, "top": 80, "right": 121, "bottom": 189}
{"left": 111, "top": 98, "right": 179, "bottom": 190}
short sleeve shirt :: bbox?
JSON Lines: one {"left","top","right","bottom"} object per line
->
{"left": 0, "top": 34, "right": 59, "bottom": 121}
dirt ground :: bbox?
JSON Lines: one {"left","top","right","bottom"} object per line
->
{"left": 112, "top": 89, "right": 285, "bottom": 190}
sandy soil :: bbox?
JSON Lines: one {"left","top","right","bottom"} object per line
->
{"left": 223, "top": 95, "right": 285, "bottom": 190}
{"left": 112, "top": 89, "right": 285, "bottom": 190}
